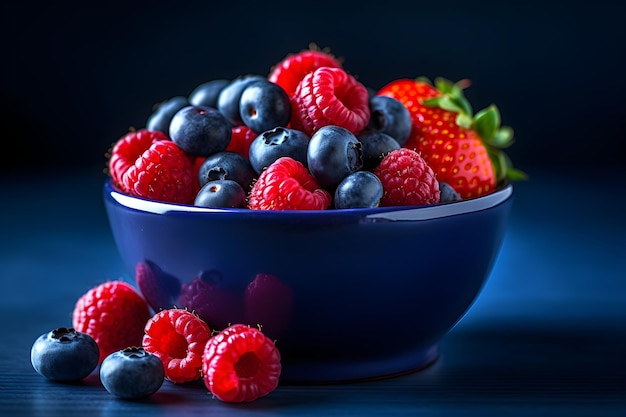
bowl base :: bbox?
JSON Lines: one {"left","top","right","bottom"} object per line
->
{"left": 279, "top": 344, "right": 439, "bottom": 384}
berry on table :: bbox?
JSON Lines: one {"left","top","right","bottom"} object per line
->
{"left": 290, "top": 66, "right": 370, "bottom": 136}
{"left": 142, "top": 308, "right": 212, "bottom": 384}
{"left": 202, "top": 324, "right": 281, "bottom": 403}
{"left": 30, "top": 327, "right": 100, "bottom": 382}
{"left": 247, "top": 157, "right": 332, "bottom": 210}
{"left": 373, "top": 148, "right": 440, "bottom": 206}
{"left": 100, "top": 347, "right": 164, "bottom": 400}
{"left": 72, "top": 281, "right": 151, "bottom": 363}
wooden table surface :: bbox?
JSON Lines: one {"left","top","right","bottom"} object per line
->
{"left": 1, "top": 169, "right": 625, "bottom": 416}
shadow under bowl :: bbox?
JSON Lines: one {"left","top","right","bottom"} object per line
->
{"left": 103, "top": 180, "right": 514, "bottom": 383}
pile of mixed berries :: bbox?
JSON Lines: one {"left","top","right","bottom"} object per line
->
{"left": 107, "top": 45, "right": 524, "bottom": 211}
{"left": 32, "top": 281, "right": 280, "bottom": 402}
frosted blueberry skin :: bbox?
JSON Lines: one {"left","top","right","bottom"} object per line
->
{"left": 239, "top": 80, "right": 291, "bottom": 134}
{"left": 197, "top": 151, "right": 256, "bottom": 191}
{"left": 217, "top": 74, "right": 265, "bottom": 126}
{"left": 357, "top": 131, "right": 401, "bottom": 171}
{"left": 169, "top": 105, "right": 232, "bottom": 157}
{"left": 146, "top": 96, "right": 190, "bottom": 136}
{"left": 307, "top": 125, "right": 363, "bottom": 190}
{"left": 248, "top": 127, "right": 310, "bottom": 175}
{"left": 366, "top": 95, "right": 412, "bottom": 146}
{"left": 100, "top": 347, "right": 164, "bottom": 400}
{"left": 194, "top": 179, "right": 247, "bottom": 208}
{"left": 189, "top": 79, "right": 230, "bottom": 108}
{"left": 334, "top": 171, "right": 384, "bottom": 209}
{"left": 30, "top": 327, "right": 99, "bottom": 382}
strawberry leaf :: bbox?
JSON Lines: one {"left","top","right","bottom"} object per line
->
{"left": 492, "top": 126, "right": 515, "bottom": 148}
{"left": 456, "top": 113, "right": 473, "bottom": 129}
{"left": 474, "top": 105, "right": 500, "bottom": 143}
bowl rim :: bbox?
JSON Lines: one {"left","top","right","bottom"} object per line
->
{"left": 104, "top": 179, "right": 513, "bottom": 221}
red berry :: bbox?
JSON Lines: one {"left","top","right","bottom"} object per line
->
{"left": 108, "top": 129, "right": 169, "bottom": 187}
{"left": 202, "top": 324, "right": 281, "bottom": 402}
{"left": 290, "top": 66, "right": 370, "bottom": 136}
{"left": 373, "top": 148, "right": 440, "bottom": 206}
{"left": 225, "top": 125, "right": 258, "bottom": 159}
{"left": 247, "top": 157, "right": 332, "bottom": 210}
{"left": 72, "top": 281, "right": 151, "bottom": 363}
{"left": 142, "top": 308, "right": 212, "bottom": 383}
{"left": 121, "top": 140, "right": 196, "bottom": 205}
{"left": 268, "top": 48, "right": 342, "bottom": 98}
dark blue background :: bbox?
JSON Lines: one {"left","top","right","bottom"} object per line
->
{"left": 2, "top": 0, "right": 625, "bottom": 178}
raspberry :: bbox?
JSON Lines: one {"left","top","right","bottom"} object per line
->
{"left": 268, "top": 47, "right": 343, "bottom": 98}
{"left": 142, "top": 308, "right": 212, "bottom": 383}
{"left": 247, "top": 157, "right": 332, "bottom": 210}
{"left": 108, "top": 129, "right": 169, "bottom": 187}
{"left": 290, "top": 66, "right": 370, "bottom": 136}
{"left": 202, "top": 324, "right": 281, "bottom": 402}
{"left": 373, "top": 148, "right": 441, "bottom": 206}
{"left": 225, "top": 125, "right": 258, "bottom": 159}
{"left": 72, "top": 281, "right": 151, "bottom": 363}
{"left": 121, "top": 140, "right": 196, "bottom": 205}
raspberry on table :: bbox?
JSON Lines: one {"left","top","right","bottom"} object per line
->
{"left": 290, "top": 66, "right": 370, "bottom": 137}
{"left": 107, "top": 129, "right": 169, "bottom": 187}
{"left": 142, "top": 308, "right": 212, "bottom": 384}
{"left": 72, "top": 281, "right": 151, "bottom": 363}
{"left": 202, "top": 324, "right": 281, "bottom": 403}
{"left": 373, "top": 148, "right": 441, "bottom": 206}
{"left": 121, "top": 140, "right": 197, "bottom": 205}
{"left": 247, "top": 157, "right": 332, "bottom": 210}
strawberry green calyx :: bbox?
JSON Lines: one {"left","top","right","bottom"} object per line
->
{"left": 420, "top": 77, "right": 527, "bottom": 185}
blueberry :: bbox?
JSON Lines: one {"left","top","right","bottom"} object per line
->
{"left": 439, "top": 182, "right": 462, "bottom": 203}
{"left": 334, "top": 171, "right": 383, "bottom": 209}
{"left": 197, "top": 151, "right": 256, "bottom": 191}
{"left": 189, "top": 79, "right": 230, "bottom": 108}
{"left": 100, "top": 347, "right": 164, "bottom": 400}
{"left": 357, "top": 131, "right": 401, "bottom": 171}
{"left": 146, "top": 96, "right": 190, "bottom": 135}
{"left": 194, "top": 179, "right": 247, "bottom": 208}
{"left": 217, "top": 74, "right": 265, "bottom": 126}
{"left": 30, "top": 327, "right": 99, "bottom": 382}
{"left": 307, "top": 125, "right": 363, "bottom": 190}
{"left": 248, "top": 127, "right": 309, "bottom": 174}
{"left": 367, "top": 96, "right": 412, "bottom": 146}
{"left": 239, "top": 80, "right": 291, "bottom": 133}
{"left": 169, "top": 105, "right": 232, "bottom": 157}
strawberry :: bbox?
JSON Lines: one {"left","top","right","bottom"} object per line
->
{"left": 377, "top": 77, "right": 525, "bottom": 199}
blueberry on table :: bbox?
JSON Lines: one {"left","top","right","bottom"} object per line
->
{"left": 169, "top": 105, "right": 232, "bottom": 157}
{"left": 100, "top": 347, "right": 164, "bottom": 400}
{"left": 189, "top": 79, "right": 230, "bottom": 108}
{"left": 30, "top": 327, "right": 99, "bottom": 382}
{"left": 334, "top": 171, "right": 383, "bottom": 209}
{"left": 307, "top": 125, "right": 363, "bottom": 190}
{"left": 146, "top": 96, "right": 190, "bottom": 136}
{"left": 239, "top": 80, "right": 291, "bottom": 133}
{"left": 248, "top": 127, "right": 309, "bottom": 175}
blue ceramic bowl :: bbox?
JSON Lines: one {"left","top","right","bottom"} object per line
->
{"left": 103, "top": 180, "right": 513, "bottom": 383}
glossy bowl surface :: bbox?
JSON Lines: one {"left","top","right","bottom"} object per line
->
{"left": 103, "top": 180, "right": 513, "bottom": 383}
